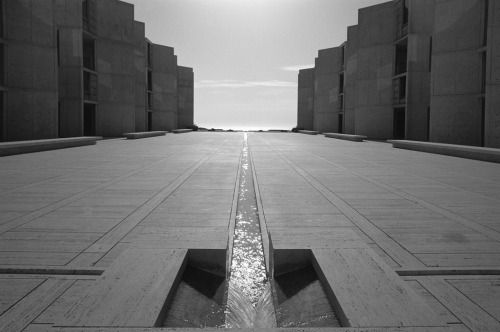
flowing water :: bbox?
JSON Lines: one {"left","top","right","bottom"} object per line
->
{"left": 224, "top": 133, "right": 277, "bottom": 328}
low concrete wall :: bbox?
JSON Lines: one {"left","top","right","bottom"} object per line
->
{"left": 388, "top": 140, "right": 500, "bottom": 163}
{"left": 0, "top": 137, "right": 101, "bottom": 157}
{"left": 171, "top": 129, "right": 193, "bottom": 134}
{"left": 123, "top": 131, "right": 168, "bottom": 139}
{"left": 324, "top": 133, "right": 367, "bottom": 142}
{"left": 298, "top": 130, "right": 319, "bottom": 135}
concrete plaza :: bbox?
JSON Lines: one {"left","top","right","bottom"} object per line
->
{"left": 0, "top": 132, "right": 499, "bottom": 331}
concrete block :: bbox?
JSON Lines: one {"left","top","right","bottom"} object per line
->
{"left": 171, "top": 129, "right": 193, "bottom": 134}
{"left": 298, "top": 130, "right": 319, "bottom": 135}
{"left": 324, "top": 133, "right": 367, "bottom": 142}
{"left": 0, "top": 137, "right": 101, "bottom": 157}
{"left": 388, "top": 140, "right": 500, "bottom": 163}
{"left": 123, "top": 131, "right": 168, "bottom": 139}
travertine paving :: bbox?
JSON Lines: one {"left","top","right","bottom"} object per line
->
{"left": 0, "top": 133, "right": 499, "bottom": 331}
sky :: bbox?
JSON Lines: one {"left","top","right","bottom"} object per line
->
{"left": 126, "top": 0, "right": 386, "bottom": 130}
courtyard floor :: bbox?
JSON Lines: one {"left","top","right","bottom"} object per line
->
{"left": 0, "top": 132, "right": 499, "bottom": 331}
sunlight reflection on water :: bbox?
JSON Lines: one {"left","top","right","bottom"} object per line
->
{"left": 229, "top": 133, "right": 267, "bottom": 306}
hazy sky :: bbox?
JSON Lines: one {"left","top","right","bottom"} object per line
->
{"left": 126, "top": 0, "right": 386, "bottom": 130}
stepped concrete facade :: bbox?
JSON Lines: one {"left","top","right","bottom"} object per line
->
{"left": 430, "top": 0, "right": 500, "bottom": 147}
{"left": 0, "top": 0, "right": 194, "bottom": 142}
{"left": 314, "top": 47, "right": 343, "bottom": 133}
{"left": 298, "top": 0, "right": 500, "bottom": 147}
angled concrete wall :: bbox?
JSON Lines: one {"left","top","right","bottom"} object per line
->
{"left": 314, "top": 47, "right": 343, "bottom": 133}
{"left": 355, "top": 1, "right": 395, "bottom": 139}
{"left": 404, "top": 0, "right": 434, "bottom": 141}
{"left": 95, "top": 0, "right": 136, "bottom": 137}
{"left": 485, "top": 0, "right": 500, "bottom": 147}
{"left": 2, "top": 0, "right": 58, "bottom": 141}
{"left": 297, "top": 68, "right": 315, "bottom": 130}
{"left": 133, "top": 21, "right": 147, "bottom": 132}
{"left": 151, "top": 44, "right": 178, "bottom": 131}
{"left": 430, "top": 0, "right": 485, "bottom": 146}
{"left": 177, "top": 66, "right": 194, "bottom": 129}
{"left": 55, "top": 0, "right": 84, "bottom": 138}
{"left": 344, "top": 25, "right": 359, "bottom": 135}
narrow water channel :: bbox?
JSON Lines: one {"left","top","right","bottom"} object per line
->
{"left": 224, "top": 133, "right": 276, "bottom": 328}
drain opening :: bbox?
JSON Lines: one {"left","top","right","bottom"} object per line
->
{"left": 272, "top": 249, "right": 342, "bottom": 327}
{"left": 162, "top": 249, "right": 227, "bottom": 328}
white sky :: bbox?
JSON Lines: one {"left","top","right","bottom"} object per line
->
{"left": 126, "top": 0, "right": 387, "bottom": 130}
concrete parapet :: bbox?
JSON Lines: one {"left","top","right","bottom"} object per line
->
{"left": 0, "top": 137, "right": 101, "bottom": 157}
{"left": 388, "top": 140, "right": 500, "bottom": 163}
{"left": 123, "top": 131, "right": 168, "bottom": 139}
{"left": 298, "top": 130, "right": 319, "bottom": 135}
{"left": 324, "top": 133, "right": 366, "bottom": 142}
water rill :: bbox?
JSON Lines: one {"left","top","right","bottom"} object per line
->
{"left": 225, "top": 133, "right": 277, "bottom": 328}
{"left": 163, "top": 133, "right": 340, "bottom": 328}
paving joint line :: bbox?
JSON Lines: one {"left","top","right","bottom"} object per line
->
{"left": 300, "top": 148, "right": 500, "bottom": 242}
{"left": 250, "top": 134, "right": 424, "bottom": 268}
{"left": 79, "top": 139, "right": 232, "bottom": 260}
{"left": 0, "top": 155, "right": 143, "bottom": 197}
{"left": 277, "top": 152, "right": 425, "bottom": 268}
{"left": 0, "top": 143, "right": 209, "bottom": 235}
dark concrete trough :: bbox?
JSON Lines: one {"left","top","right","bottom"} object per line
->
{"left": 0, "top": 137, "right": 101, "bottom": 157}
{"left": 123, "top": 131, "right": 168, "bottom": 139}
{"left": 388, "top": 140, "right": 500, "bottom": 163}
{"left": 324, "top": 133, "right": 366, "bottom": 142}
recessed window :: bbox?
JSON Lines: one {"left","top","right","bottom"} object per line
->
{"left": 82, "top": 0, "right": 90, "bottom": 30}
{"left": 0, "top": 43, "right": 4, "bottom": 86}
{"left": 83, "top": 38, "right": 95, "bottom": 70}
{"left": 83, "top": 71, "right": 97, "bottom": 101}
{"left": 147, "top": 43, "right": 153, "bottom": 68}
{"left": 403, "top": 0, "right": 409, "bottom": 26}
{"left": 395, "top": 43, "right": 408, "bottom": 75}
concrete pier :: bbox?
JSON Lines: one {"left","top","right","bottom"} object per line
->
{"left": 0, "top": 133, "right": 499, "bottom": 331}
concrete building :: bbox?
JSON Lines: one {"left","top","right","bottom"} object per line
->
{"left": 393, "top": 0, "right": 434, "bottom": 141}
{"left": 177, "top": 66, "right": 194, "bottom": 130}
{"left": 296, "top": 68, "right": 314, "bottom": 131}
{"left": 354, "top": 1, "right": 395, "bottom": 139}
{"left": 1, "top": 0, "right": 59, "bottom": 142}
{"left": 313, "top": 47, "right": 343, "bottom": 133}
{"left": 1, "top": 0, "right": 193, "bottom": 142}
{"left": 133, "top": 21, "right": 147, "bottom": 132}
{"left": 430, "top": 0, "right": 498, "bottom": 147}
{"left": 298, "top": 0, "right": 500, "bottom": 147}
{"left": 94, "top": 0, "right": 137, "bottom": 137}
{"left": 148, "top": 43, "right": 178, "bottom": 132}
{"left": 344, "top": 25, "right": 359, "bottom": 135}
